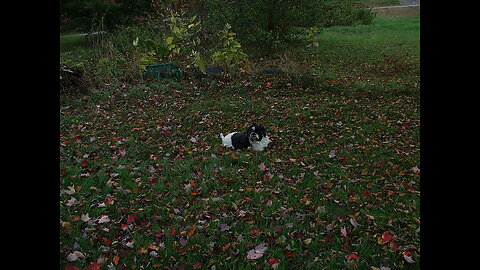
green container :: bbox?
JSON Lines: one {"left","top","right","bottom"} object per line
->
{"left": 144, "top": 63, "right": 183, "bottom": 79}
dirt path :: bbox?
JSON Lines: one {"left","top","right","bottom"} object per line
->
{"left": 373, "top": 0, "right": 420, "bottom": 17}
{"left": 400, "top": 0, "right": 420, "bottom": 6}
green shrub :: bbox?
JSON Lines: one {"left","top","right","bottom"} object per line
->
{"left": 319, "top": 1, "right": 376, "bottom": 27}
{"left": 199, "top": 0, "right": 374, "bottom": 55}
{"left": 210, "top": 24, "right": 248, "bottom": 72}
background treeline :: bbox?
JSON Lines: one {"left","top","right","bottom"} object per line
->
{"left": 60, "top": 0, "right": 375, "bottom": 86}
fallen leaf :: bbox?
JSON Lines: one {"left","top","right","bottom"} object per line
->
{"left": 180, "top": 238, "right": 188, "bottom": 246}
{"left": 65, "top": 197, "right": 77, "bottom": 207}
{"left": 64, "top": 185, "right": 76, "bottom": 195}
{"left": 80, "top": 159, "right": 88, "bottom": 167}
{"left": 350, "top": 218, "right": 360, "bottom": 228}
{"left": 249, "top": 229, "right": 261, "bottom": 235}
{"left": 86, "top": 262, "right": 101, "bottom": 270}
{"left": 284, "top": 251, "right": 295, "bottom": 260}
{"left": 148, "top": 244, "right": 159, "bottom": 251}
{"left": 81, "top": 213, "right": 91, "bottom": 222}
{"left": 258, "top": 163, "right": 267, "bottom": 171}
{"left": 97, "top": 215, "right": 110, "bottom": 224}
{"left": 382, "top": 232, "right": 393, "bottom": 242}
{"left": 127, "top": 214, "right": 137, "bottom": 224}
{"left": 403, "top": 254, "right": 415, "bottom": 263}
{"left": 268, "top": 258, "right": 280, "bottom": 269}
{"left": 219, "top": 223, "right": 230, "bottom": 232}
{"left": 246, "top": 244, "right": 268, "bottom": 260}
{"left": 192, "top": 262, "right": 202, "bottom": 269}
{"left": 341, "top": 227, "right": 348, "bottom": 237}
{"left": 66, "top": 251, "right": 85, "bottom": 262}
{"left": 346, "top": 252, "right": 361, "bottom": 261}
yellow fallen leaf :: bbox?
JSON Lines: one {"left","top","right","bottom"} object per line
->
{"left": 148, "top": 244, "right": 159, "bottom": 251}
{"left": 188, "top": 226, "right": 197, "bottom": 237}
{"left": 303, "top": 238, "right": 312, "bottom": 245}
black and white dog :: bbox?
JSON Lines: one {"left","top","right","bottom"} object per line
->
{"left": 220, "top": 124, "right": 271, "bottom": 151}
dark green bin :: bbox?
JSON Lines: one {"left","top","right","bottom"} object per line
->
{"left": 144, "top": 63, "right": 183, "bottom": 79}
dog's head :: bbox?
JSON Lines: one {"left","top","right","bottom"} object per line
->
{"left": 247, "top": 124, "right": 266, "bottom": 142}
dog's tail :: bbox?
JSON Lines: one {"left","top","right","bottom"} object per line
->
{"left": 219, "top": 133, "right": 224, "bottom": 139}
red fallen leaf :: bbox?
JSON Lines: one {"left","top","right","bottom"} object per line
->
{"left": 192, "top": 262, "right": 202, "bottom": 269}
{"left": 65, "top": 266, "right": 79, "bottom": 270}
{"left": 268, "top": 257, "right": 280, "bottom": 265}
{"left": 80, "top": 159, "right": 88, "bottom": 167}
{"left": 119, "top": 149, "right": 126, "bottom": 158}
{"left": 388, "top": 240, "right": 398, "bottom": 252}
{"left": 102, "top": 237, "right": 111, "bottom": 246}
{"left": 249, "top": 229, "right": 261, "bottom": 235}
{"left": 361, "top": 190, "right": 371, "bottom": 197}
{"left": 150, "top": 177, "right": 158, "bottom": 183}
{"left": 285, "top": 251, "right": 295, "bottom": 258}
{"left": 382, "top": 232, "right": 393, "bottom": 242}
{"left": 169, "top": 227, "right": 176, "bottom": 236}
{"left": 132, "top": 127, "right": 143, "bottom": 131}
{"left": 154, "top": 231, "right": 164, "bottom": 238}
{"left": 86, "top": 262, "right": 101, "bottom": 270}
{"left": 160, "top": 131, "right": 169, "bottom": 136}
{"left": 127, "top": 215, "right": 137, "bottom": 224}
{"left": 61, "top": 168, "right": 67, "bottom": 176}
{"left": 346, "top": 252, "right": 361, "bottom": 261}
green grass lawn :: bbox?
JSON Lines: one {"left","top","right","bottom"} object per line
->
{"left": 60, "top": 15, "right": 420, "bottom": 270}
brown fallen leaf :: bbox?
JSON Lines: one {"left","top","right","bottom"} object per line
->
{"left": 113, "top": 255, "right": 120, "bottom": 265}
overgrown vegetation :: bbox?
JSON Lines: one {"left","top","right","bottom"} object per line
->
{"left": 60, "top": 0, "right": 377, "bottom": 86}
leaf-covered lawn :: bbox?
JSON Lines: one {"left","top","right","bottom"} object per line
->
{"left": 60, "top": 15, "right": 420, "bottom": 270}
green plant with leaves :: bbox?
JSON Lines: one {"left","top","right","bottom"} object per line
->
{"left": 164, "top": 10, "right": 202, "bottom": 60}
{"left": 211, "top": 23, "right": 248, "bottom": 72}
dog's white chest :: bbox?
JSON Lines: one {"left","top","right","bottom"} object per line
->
{"left": 251, "top": 136, "right": 271, "bottom": 151}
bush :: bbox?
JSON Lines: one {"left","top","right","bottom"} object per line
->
{"left": 319, "top": 1, "right": 376, "bottom": 27}
{"left": 198, "top": 0, "right": 375, "bottom": 55}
